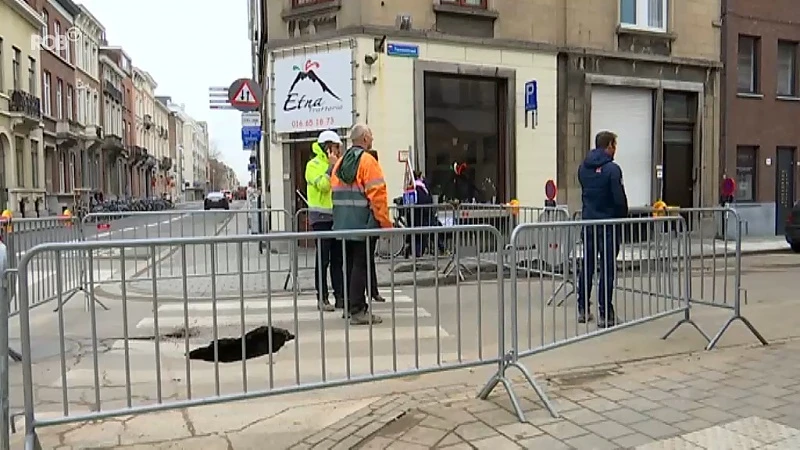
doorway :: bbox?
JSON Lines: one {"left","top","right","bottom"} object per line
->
{"left": 662, "top": 126, "right": 694, "bottom": 209}
{"left": 775, "top": 147, "right": 796, "bottom": 235}
{"left": 422, "top": 73, "right": 507, "bottom": 202}
{"left": 290, "top": 138, "right": 315, "bottom": 236}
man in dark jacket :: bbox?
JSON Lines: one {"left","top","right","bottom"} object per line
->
{"left": 577, "top": 131, "right": 629, "bottom": 328}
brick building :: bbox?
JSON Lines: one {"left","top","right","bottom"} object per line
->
{"left": 722, "top": 0, "right": 800, "bottom": 236}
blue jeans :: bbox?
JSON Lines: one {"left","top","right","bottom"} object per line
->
{"left": 576, "top": 226, "right": 621, "bottom": 319}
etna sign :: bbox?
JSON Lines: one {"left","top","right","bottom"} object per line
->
{"left": 273, "top": 48, "right": 353, "bottom": 133}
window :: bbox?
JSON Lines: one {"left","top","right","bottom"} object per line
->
{"left": 54, "top": 21, "right": 61, "bottom": 55}
{"left": 31, "top": 140, "right": 38, "bottom": 188}
{"left": 777, "top": 41, "right": 798, "bottom": 97}
{"left": 41, "top": 10, "right": 48, "bottom": 39}
{"left": 58, "top": 151, "right": 66, "bottom": 192}
{"left": 64, "top": 32, "right": 70, "bottom": 63}
{"left": 620, "top": 0, "right": 666, "bottom": 31}
{"left": 735, "top": 146, "right": 757, "bottom": 202}
{"left": 67, "top": 85, "right": 74, "bottom": 120}
{"left": 28, "top": 57, "right": 36, "bottom": 94}
{"left": 439, "top": 0, "right": 487, "bottom": 7}
{"left": 738, "top": 35, "right": 760, "bottom": 94}
{"left": 56, "top": 79, "right": 63, "bottom": 119}
{"left": 12, "top": 47, "right": 21, "bottom": 90}
{"left": 43, "top": 72, "right": 51, "bottom": 116}
{"left": 69, "top": 152, "right": 76, "bottom": 190}
{"left": 16, "top": 138, "right": 24, "bottom": 188}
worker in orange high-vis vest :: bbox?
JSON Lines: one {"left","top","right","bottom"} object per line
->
{"left": 330, "top": 124, "right": 392, "bottom": 326}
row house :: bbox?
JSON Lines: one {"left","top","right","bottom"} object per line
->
{"left": 153, "top": 97, "right": 172, "bottom": 197}
{"left": 132, "top": 66, "right": 157, "bottom": 197}
{"left": 0, "top": 0, "right": 45, "bottom": 215}
{"left": 159, "top": 95, "right": 181, "bottom": 200}
{"left": 98, "top": 47, "right": 126, "bottom": 198}
{"left": 73, "top": 3, "right": 103, "bottom": 202}
{"left": 38, "top": 0, "right": 81, "bottom": 214}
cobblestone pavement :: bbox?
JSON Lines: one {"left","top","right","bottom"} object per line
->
{"left": 293, "top": 340, "right": 800, "bottom": 449}
{"left": 14, "top": 338, "right": 800, "bottom": 449}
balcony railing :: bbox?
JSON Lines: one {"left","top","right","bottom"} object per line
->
{"left": 292, "top": 0, "right": 334, "bottom": 7}
{"left": 104, "top": 81, "right": 123, "bottom": 104}
{"left": 8, "top": 90, "right": 42, "bottom": 120}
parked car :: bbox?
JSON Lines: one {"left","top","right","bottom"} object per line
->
{"left": 785, "top": 201, "right": 800, "bottom": 253}
{"left": 204, "top": 192, "right": 229, "bottom": 210}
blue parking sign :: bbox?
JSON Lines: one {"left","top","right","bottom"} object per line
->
{"left": 241, "top": 126, "right": 261, "bottom": 147}
{"left": 525, "top": 80, "right": 538, "bottom": 112}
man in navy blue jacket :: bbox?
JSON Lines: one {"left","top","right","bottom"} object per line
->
{"left": 577, "top": 131, "right": 629, "bottom": 328}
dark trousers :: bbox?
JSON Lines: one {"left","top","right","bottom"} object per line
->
{"left": 344, "top": 240, "right": 369, "bottom": 315}
{"left": 577, "top": 227, "right": 621, "bottom": 319}
{"left": 311, "top": 221, "right": 343, "bottom": 303}
{"left": 368, "top": 236, "right": 379, "bottom": 297}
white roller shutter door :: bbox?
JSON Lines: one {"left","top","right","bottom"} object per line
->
{"left": 590, "top": 86, "right": 654, "bottom": 208}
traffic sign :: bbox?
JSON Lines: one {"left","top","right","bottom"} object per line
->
{"left": 248, "top": 163, "right": 257, "bottom": 172}
{"left": 241, "top": 127, "right": 261, "bottom": 147}
{"left": 228, "top": 78, "right": 262, "bottom": 112}
{"left": 545, "top": 179, "right": 557, "bottom": 200}
{"left": 721, "top": 177, "right": 736, "bottom": 197}
{"left": 241, "top": 111, "right": 260, "bottom": 127}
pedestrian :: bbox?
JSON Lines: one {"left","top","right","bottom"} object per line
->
{"left": 305, "top": 130, "right": 345, "bottom": 312}
{"left": 331, "top": 124, "right": 393, "bottom": 325}
{"left": 577, "top": 130, "right": 629, "bottom": 328}
{"left": 365, "top": 149, "right": 386, "bottom": 304}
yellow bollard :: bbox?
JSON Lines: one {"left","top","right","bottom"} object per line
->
{"left": 652, "top": 200, "right": 668, "bottom": 217}
{"left": 61, "top": 208, "right": 73, "bottom": 228}
{"left": 1, "top": 209, "right": 12, "bottom": 233}
{"left": 505, "top": 199, "right": 520, "bottom": 216}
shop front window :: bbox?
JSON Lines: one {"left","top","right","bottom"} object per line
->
{"left": 423, "top": 74, "right": 503, "bottom": 203}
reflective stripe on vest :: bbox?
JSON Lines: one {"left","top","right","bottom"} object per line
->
{"left": 332, "top": 184, "right": 369, "bottom": 207}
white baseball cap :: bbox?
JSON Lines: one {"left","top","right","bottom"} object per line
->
{"left": 317, "top": 130, "right": 342, "bottom": 145}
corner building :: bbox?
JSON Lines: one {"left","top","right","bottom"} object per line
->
{"left": 259, "top": 0, "right": 558, "bottom": 226}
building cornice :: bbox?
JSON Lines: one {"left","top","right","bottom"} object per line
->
{"left": 4, "top": 0, "right": 45, "bottom": 29}
{"left": 99, "top": 53, "right": 126, "bottom": 78}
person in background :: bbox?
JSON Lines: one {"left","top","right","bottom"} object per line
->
{"left": 305, "top": 130, "right": 345, "bottom": 312}
{"left": 405, "top": 171, "right": 436, "bottom": 257}
{"left": 365, "top": 149, "right": 386, "bottom": 304}
{"left": 576, "top": 130, "right": 629, "bottom": 328}
{"left": 331, "top": 124, "right": 392, "bottom": 325}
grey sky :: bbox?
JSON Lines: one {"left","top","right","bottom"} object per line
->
{"left": 79, "top": 0, "right": 251, "bottom": 184}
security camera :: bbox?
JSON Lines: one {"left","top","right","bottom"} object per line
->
{"left": 364, "top": 53, "right": 378, "bottom": 66}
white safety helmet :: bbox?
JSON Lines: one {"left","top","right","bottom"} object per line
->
{"left": 317, "top": 130, "right": 342, "bottom": 145}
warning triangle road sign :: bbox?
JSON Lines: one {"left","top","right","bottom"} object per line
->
{"left": 231, "top": 81, "right": 257, "bottom": 106}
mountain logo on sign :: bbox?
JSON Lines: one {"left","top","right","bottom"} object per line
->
{"left": 282, "top": 59, "right": 343, "bottom": 113}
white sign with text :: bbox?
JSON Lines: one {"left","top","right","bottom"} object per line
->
{"left": 272, "top": 48, "right": 353, "bottom": 133}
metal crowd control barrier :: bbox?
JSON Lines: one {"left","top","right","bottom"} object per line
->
{"left": 537, "top": 207, "right": 767, "bottom": 351}
{"left": 14, "top": 225, "right": 511, "bottom": 450}
{"left": 480, "top": 215, "right": 712, "bottom": 420}
{"left": 82, "top": 209, "right": 291, "bottom": 289}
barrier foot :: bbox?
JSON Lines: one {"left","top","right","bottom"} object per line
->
{"left": 24, "top": 430, "right": 41, "bottom": 450}
{"left": 662, "top": 317, "right": 710, "bottom": 343}
{"left": 476, "top": 362, "right": 529, "bottom": 423}
{"left": 8, "top": 348, "right": 22, "bottom": 363}
{"left": 53, "top": 288, "right": 109, "bottom": 313}
{"left": 551, "top": 280, "right": 576, "bottom": 307}
{"left": 706, "top": 315, "right": 768, "bottom": 351}
{"left": 508, "top": 361, "right": 559, "bottom": 419}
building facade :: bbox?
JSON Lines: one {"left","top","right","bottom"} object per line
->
{"left": 99, "top": 46, "right": 135, "bottom": 197}
{"left": 161, "top": 95, "right": 182, "bottom": 201}
{"left": 98, "top": 47, "right": 126, "bottom": 198}
{"left": 73, "top": 4, "right": 103, "bottom": 199}
{"left": 167, "top": 102, "right": 209, "bottom": 201}
{"left": 256, "top": 0, "right": 722, "bottom": 228}
{"left": 37, "top": 0, "right": 82, "bottom": 213}
{"left": 722, "top": 0, "right": 800, "bottom": 236}
{"left": 153, "top": 97, "right": 172, "bottom": 197}
{"left": 132, "top": 67, "right": 158, "bottom": 197}
{"left": 0, "top": 0, "right": 45, "bottom": 215}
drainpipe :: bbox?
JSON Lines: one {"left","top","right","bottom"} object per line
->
{"left": 719, "top": 0, "right": 729, "bottom": 180}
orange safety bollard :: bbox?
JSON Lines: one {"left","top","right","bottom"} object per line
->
{"left": 505, "top": 199, "right": 520, "bottom": 216}
{"left": 652, "top": 200, "right": 668, "bottom": 217}
{"left": 1, "top": 209, "right": 12, "bottom": 233}
{"left": 61, "top": 208, "right": 73, "bottom": 228}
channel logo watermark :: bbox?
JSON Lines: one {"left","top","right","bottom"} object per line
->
{"left": 31, "top": 27, "right": 81, "bottom": 53}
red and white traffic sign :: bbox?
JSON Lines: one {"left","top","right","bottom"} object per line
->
{"left": 227, "top": 78, "right": 263, "bottom": 112}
